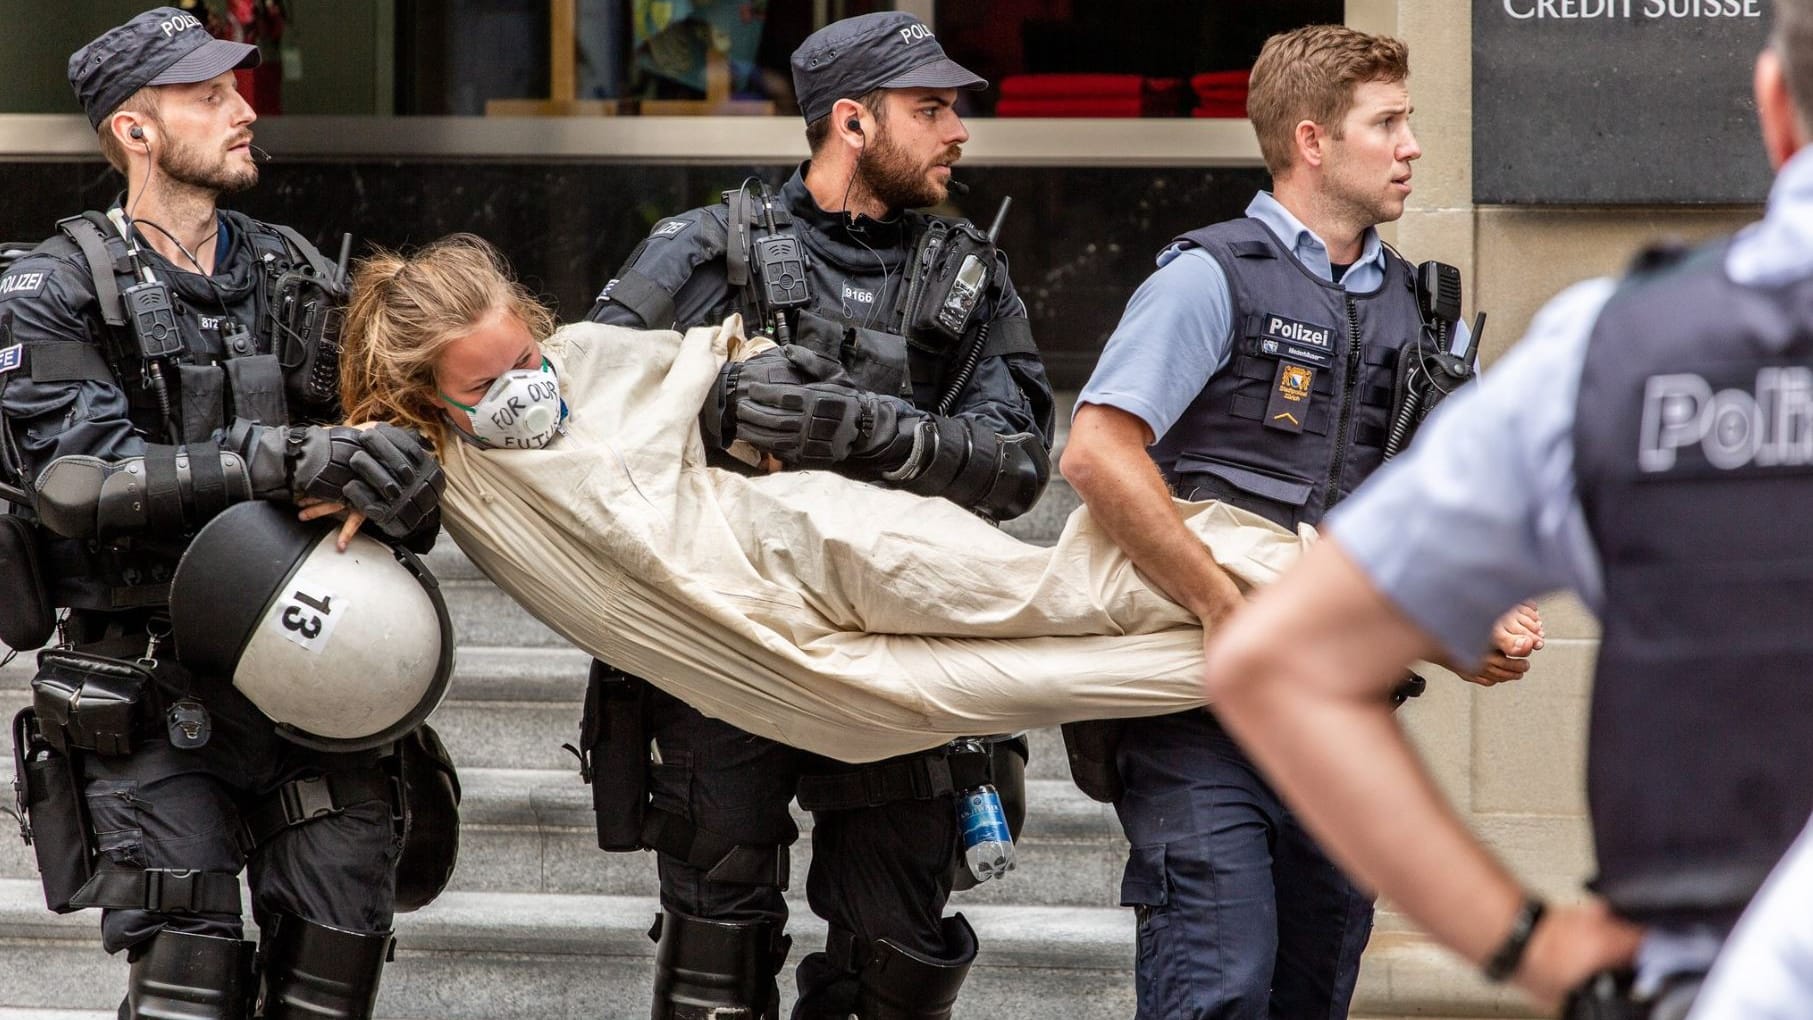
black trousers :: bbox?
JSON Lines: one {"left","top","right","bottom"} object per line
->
{"left": 644, "top": 685, "right": 963, "bottom": 1019}
{"left": 66, "top": 618, "right": 399, "bottom": 956}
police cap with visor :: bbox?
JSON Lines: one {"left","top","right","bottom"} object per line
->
{"left": 790, "top": 11, "right": 986, "bottom": 125}
{"left": 69, "top": 5, "right": 261, "bottom": 128}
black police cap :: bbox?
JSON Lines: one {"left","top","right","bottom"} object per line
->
{"left": 790, "top": 12, "right": 986, "bottom": 126}
{"left": 69, "top": 7, "right": 261, "bottom": 129}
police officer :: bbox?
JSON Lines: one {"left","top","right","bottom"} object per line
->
{"left": 1201, "top": 3, "right": 1813, "bottom": 1016}
{"left": 1058, "top": 25, "right": 1539, "bottom": 1020}
{"left": 584, "top": 12, "right": 1053, "bottom": 1019}
{"left": 0, "top": 9, "right": 441, "bottom": 1018}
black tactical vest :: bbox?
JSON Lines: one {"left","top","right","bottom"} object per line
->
{"left": 24, "top": 211, "right": 338, "bottom": 611}
{"left": 1149, "top": 217, "right": 1422, "bottom": 529}
{"left": 1573, "top": 244, "right": 1813, "bottom": 926}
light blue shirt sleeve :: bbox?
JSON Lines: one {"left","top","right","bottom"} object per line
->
{"left": 1326, "top": 278, "right": 1617, "bottom": 663}
{"left": 1075, "top": 246, "right": 1233, "bottom": 439}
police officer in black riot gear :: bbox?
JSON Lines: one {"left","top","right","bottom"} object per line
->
{"left": 0, "top": 10, "right": 443, "bottom": 1018}
{"left": 581, "top": 12, "right": 1052, "bottom": 1019}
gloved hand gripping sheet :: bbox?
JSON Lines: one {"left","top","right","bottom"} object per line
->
{"left": 439, "top": 319, "right": 1310, "bottom": 762}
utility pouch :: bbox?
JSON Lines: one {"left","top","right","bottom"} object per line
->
{"left": 224, "top": 353, "right": 289, "bottom": 427}
{"left": 901, "top": 219, "right": 997, "bottom": 352}
{"left": 393, "top": 723, "right": 461, "bottom": 912}
{"left": 176, "top": 363, "right": 227, "bottom": 444}
{"left": 0, "top": 514, "right": 55, "bottom": 650}
{"left": 30, "top": 649, "right": 155, "bottom": 756}
{"left": 1060, "top": 719, "right": 1125, "bottom": 804}
{"left": 571, "top": 662, "right": 648, "bottom": 852}
{"left": 12, "top": 707, "right": 96, "bottom": 912}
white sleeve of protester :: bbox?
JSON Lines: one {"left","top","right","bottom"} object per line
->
{"left": 438, "top": 318, "right": 1311, "bottom": 762}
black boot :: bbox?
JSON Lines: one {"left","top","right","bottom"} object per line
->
{"left": 256, "top": 913, "right": 393, "bottom": 1020}
{"left": 649, "top": 909, "right": 789, "bottom": 1020}
{"left": 854, "top": 914, "right": 977, "bottom": 1020}
{"left": 122, "top": 929, "right": 256, "bottom": 1020}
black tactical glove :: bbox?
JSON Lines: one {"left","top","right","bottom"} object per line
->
{"left": 733, "top": 379, "right": 911, "bottom": 470}
{"left": 287, "top": 424, "right": 445, "bottom": 539}
{"left": 702, "top": 344, "right": 855, "bottom": 450}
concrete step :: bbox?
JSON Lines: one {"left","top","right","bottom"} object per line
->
{"left": 0, "top": 879, "right": 1539, "bottom": 1019}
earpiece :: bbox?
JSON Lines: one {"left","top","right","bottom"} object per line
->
{"left": 129, "top": 125, "right": 145, "bottom": 140}
{"left": 846, "top": 117, "right": 862, "bottom": 135}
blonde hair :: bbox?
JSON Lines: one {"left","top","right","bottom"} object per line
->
{"left": 1247, "top": 25, "right": 1410, "bottom": 178}
{"left": 339, "top": 233, "right": 556, "bottom": 446}
{"left": 97, "top": 89, "right": 162, "bottom": 175}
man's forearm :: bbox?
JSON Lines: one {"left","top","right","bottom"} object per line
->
{"left": 1062, "top": 407, "right": 1241, "bottom": 621}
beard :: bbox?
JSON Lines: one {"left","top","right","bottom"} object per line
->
{"left": 858, "top": 131, "right": 960, "bottom": 212}
{"left": 158, "top": 134, "right": 258, "bottom": 195}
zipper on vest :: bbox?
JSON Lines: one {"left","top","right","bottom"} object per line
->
{"left": 1322, "top": 293, "right": 1363, "bottom": 515}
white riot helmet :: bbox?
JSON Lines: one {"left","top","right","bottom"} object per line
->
{"left": 170, "top": 501, "right": 454, "bottom": 751}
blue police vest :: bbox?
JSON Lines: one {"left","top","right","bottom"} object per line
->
{"left": 1573, "top": 244, "right": 1813, "bottom": 925}
{"left": 1150, "top": 218, "right": 1422, "bottom": 529}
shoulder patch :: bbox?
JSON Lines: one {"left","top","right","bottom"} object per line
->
{"left": 0, "top": 343, "right": 21, "bottom": 375}
{"left": 649, "top": 218, "right": 692, "bottom": 240}
{"left": 0, "top": 270, "right": 49, "bottom": 299}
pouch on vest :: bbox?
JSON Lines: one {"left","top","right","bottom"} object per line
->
{"left": 393, "top": 722, "right": 461, "bottom": 912}
{"left": 568, "top": 663, "right": 648, "bottom": 852}
{"left": 176, "top": 363, "right": 227, "bottom": 444}
{"left": 0, "top": 514, "right": 55, "bottom": 650}
{"left": 792, "top": 310, "right": 912, "bottom": 398}
{"left": 30, "top": 649, "right": 156, "bottom": 757}
{"left": 224, "top": 353, "right": 289, "bottom": 427}
{"left": 11, "top": 707, "right": 96, "bottom": 913}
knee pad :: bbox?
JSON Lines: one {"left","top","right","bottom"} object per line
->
{"left": 124, "top": 929, "right": 256, "bottom": 1020}
{"left": 256, "top": 913, "right": 394, "bottom": 1020}
{"left": 649, "top": 908, "right": 790, "bottom": 1020}
{"left": 854, "top": 913, "right": 978, "bottom": 1020}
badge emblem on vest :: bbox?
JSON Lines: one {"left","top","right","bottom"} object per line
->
{"left": 1265, "top": 362, "right": 1316, "bottom": 433}
{"left": 1255, "top": 312, "right": 1336, "bottom": 368}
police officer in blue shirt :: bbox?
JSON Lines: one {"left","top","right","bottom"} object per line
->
{"left": 1060, "top": 24, "right": 1540, "bottom": 1019}
{"left": 1202, "top": 2, "right": 1813, "bottom": 1016}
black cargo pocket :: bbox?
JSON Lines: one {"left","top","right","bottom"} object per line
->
{"left": 1120, "top": 842, "right": 1171, "bottom": 957}
{"left": 84, "top": 779, "right": 147, "bottom": 867}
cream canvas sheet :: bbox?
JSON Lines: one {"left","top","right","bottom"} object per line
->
{"left": 438, "top": 319, "right": 1311, "bottom": 762}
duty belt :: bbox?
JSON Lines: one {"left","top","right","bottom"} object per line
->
{"left": 794, "top": 744, "right": 994, "bottom": 812}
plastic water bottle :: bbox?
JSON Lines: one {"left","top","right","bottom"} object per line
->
{"left": 954, "top": 740, "right": 1016, "bottom": 884}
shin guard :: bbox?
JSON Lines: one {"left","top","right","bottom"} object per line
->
{"left": 123, "top": 929, "right": 255, "bottom": 1020}
{"left": 854, "top": 914, "right": 977, "bottom": 1020}
{"left": 256, "top": 914, "right": 393, "bottom": 1020}
{"left": 649, "top": 908, "right": 788, "bottom": 1020}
